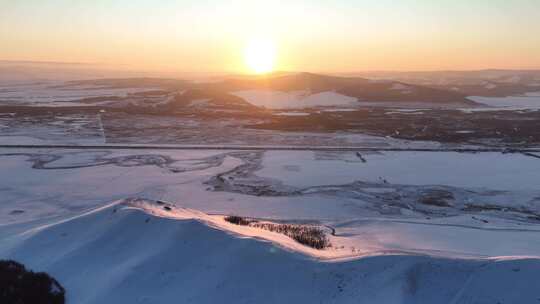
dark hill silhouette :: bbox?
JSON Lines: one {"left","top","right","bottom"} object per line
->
{"left": 197, "top": 72, "right": 475, "bottom": 105}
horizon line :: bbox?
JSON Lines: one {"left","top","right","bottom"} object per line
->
{"left": 2, "top": 59, "right": 540, "bottom": 75}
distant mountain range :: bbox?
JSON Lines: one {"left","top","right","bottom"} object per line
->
{"left": 344, "top": 70, "right": 540, "bottom": 97}
{"left": 4, "top": 63, "right": 540, "bottom": 110}
{"left": 171, "top": 72, "right": 478, "bottom": 110}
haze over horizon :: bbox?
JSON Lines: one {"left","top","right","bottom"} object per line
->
{"left": 2, "top": 0, "right": 540, "bottom": 74}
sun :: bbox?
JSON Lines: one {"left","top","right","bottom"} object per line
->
{"left": 244, "top": 39, "right": 276, "bottom": 74}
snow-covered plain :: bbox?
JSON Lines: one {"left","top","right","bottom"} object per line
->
{"left": 256, "top": 151, "right": 540, "bottom": 190}
{"left": 1, "top": 148, "right": 539, "bottom": 255}
{"left": 231, "top": 90, "right": 358, "bottom": 109}
{"left": 1, "top": 147, "right": 540, "bottom": 302}
{"left": 3, "top": 75, "right": 540, "bottom": 303}
{"left": 468, "top": 95, "right": 540, "bottom": 110}
{"left": 0, "top": 81, "right": 157, "bottom": 105}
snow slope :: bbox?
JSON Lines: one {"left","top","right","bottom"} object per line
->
{"left": 1, "top": 200, "right": 539, "bottom": 304}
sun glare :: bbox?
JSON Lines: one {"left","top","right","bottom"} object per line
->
{"left": 244, "top": 39, "right": 276, "bottom": 74}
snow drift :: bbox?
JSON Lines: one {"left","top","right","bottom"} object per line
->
{"left": 1, "top": 199, "right": 539, "bottom": 304}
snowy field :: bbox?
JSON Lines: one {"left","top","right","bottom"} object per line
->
{"left": 0, "top": 81, "right": 157, "bottom": 105}
{"left": 1, "top": 147, "right": 539, "bottom": 303}
{"left": 468, "top": 95, "right": 540, "bottom": 110}
{"left": 1, "top": 79, "right": 540, "bottom": 302}
{"left": 1, "top": 148, "right": 539, "bottom": 253}
{"left": 231, "top": 90, "right": 359, "bottom": 109}
{"left": 256, "top": 151, "right": 540, "bottom": 190}
{"left": 0, "top": 147, "right": 539, "bottom": 302}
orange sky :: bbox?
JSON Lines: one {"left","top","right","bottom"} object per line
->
{"left": 1, "top": 0, "right": 540, "bottom": 73}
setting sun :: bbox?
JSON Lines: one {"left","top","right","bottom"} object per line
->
{"left": 244, "top": 39, "right": 276, "bottom": 74}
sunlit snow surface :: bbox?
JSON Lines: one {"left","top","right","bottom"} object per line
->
{"left": 1, "top": 148, "right": 539, "bottom": 257}
{"left": 231, "top": 90, "right": 358, "bottom": 109}
{"left": 3, "top": 201, "right": 539, "bottom": 304}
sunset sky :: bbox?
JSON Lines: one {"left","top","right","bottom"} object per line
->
{"left": 1, "top": 0, "right": 540, "bottom": 73}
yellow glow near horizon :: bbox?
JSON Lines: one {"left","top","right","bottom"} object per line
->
{"left": 2, "top": 2, "right": 540, "bottom": 73}
{"left": 244, "top": 39, "right": 276, "bottom": 74}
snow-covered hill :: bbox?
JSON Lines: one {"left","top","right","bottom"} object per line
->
{"left": 1, "top": 199, "right": 539, "bottom": 304}
{"left": 191, "top": 73, "right": 477, "bottom": 109}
